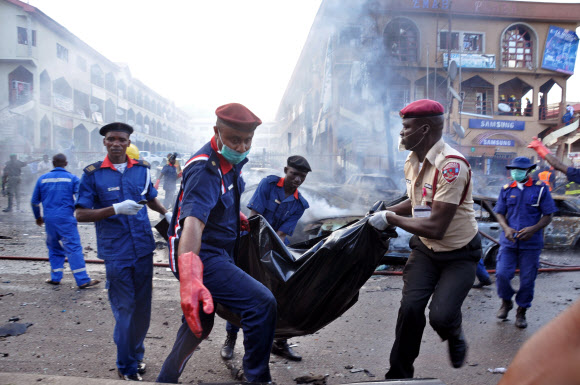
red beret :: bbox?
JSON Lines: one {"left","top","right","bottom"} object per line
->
{"left": 215, "top": 103, "right": 262, "bottom": 131}
{"left": 400, "top": 99, "right": 444, "bottom": 119}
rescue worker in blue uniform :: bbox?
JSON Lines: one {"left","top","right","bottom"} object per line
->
{"left": 494, "top": 156, "right": 557, "bottom": 329}
{"left": 31, "top": 153, "right": 100, "bottom": 289}
{"left": 157, "top": 103, "right": 277, "bottom": 384}
{"left": 529, "top": 136, "right": 580, "bottom": 184}
{"left": 220, "top": 155, "right": 311, "bottom": 362}
{"left": 75, "top": 122, "right": 172, "bottom": 382}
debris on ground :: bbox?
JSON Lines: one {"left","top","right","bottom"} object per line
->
{"left": 294, "top": 374, "right": 328, "bottom": 384}
{"left": 488, "top": 367, "right": 507, "bottom": 374}
{"left": 0, "top": 322, "right": 32, "bottom": 337}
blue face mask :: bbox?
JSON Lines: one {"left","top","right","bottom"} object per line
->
{"left": 217, "top": 130, "right": 250, "bottom": 165}
{"left": 510, "top": 169, "right": 528, "bottom": 182}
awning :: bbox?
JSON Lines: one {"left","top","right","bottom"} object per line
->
{"left": 472, "top": 131, "right": 526, "bottom": 146}
{"left": 543, "top": 118, "right": 579, "bottom": 146}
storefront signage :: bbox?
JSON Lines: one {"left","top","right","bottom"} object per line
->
{"left": 443, "top": 53, "right": 496, "bottom": 69}
{"left": 480, "top": 139, "right": 515, "bottom": 146}
{"left": 541, "top": 26, "right": 579, "bottom": 75}
{"left": 469, "top": 119, "right": 525, "bottom": 131}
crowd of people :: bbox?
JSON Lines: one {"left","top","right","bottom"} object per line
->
{"left": 2, "top": 99, "right": 579, "bottom": 384}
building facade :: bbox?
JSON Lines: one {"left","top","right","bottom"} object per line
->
{"left": 0, "top": 0, "right": 195, "bottom": 160}
{"left": 276, "top": 0, "right": 580, "bottom": 177}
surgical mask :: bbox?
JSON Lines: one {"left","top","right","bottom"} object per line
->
{"left": 217, "top": 130, "right": 250, "bottom": 164}
{"left": 398, "top": 125, "right": 426, "bottom": 152}
{"left": 510, "top": 169, "right": 528, "bottom": 182}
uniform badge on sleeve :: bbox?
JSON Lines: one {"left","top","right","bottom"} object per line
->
{"left": 442, "top": 162, "right": 461, "bottom": 183}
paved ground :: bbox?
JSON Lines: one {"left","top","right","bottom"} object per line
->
{"left": 1, "top": 191, "right": 580, "bottom": 384}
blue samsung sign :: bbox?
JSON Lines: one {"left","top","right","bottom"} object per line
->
{"left": 469, "top": 119, "right": 525, "bottom": 131}
{"left": 480, "top": 139, "right": 515, "bottom": 147}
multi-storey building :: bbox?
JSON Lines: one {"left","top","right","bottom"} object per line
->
{"left": 0, "top": 0, "right": 195, "bottom": 159}
{"left": 276, "top": 0, "right": 580, "bottom": 177}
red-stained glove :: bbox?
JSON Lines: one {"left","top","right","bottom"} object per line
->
{"left": 240, "top": 211, "right": 250, "bottom": 232}
{"left": 178, "top": 252, "right": 214, "bottom": 338}
{"left": 527, "top": 136, "right": 552, "bottom": 159}
{"left": 154, "top": 179, "right": 160, "bottom": 189}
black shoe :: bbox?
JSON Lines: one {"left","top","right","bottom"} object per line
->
{"left": 117, "top": 369, "right": 142, "bottom": 381}
{"left": 271, "top": 339, "right": 302, "bottom": 361}
{"left": 448, "top": 330, "right": 468, "bottom": 368}
{"left": 515, "top": 307, "right": 528, "bottom": 329}
{"left": 497, "top": 299, "right": 513, "bottom": 319}
{"left": 2, "top": 208, "right": 11, "bottom": 213}
{"left": 45, "top": 279, "right": 60, "bottom": 285}
{"left": 137, "top": 361, "right": 146, "bottom": 375}
{"left": 221, "top": 332, "right": 237, "bottom": 360}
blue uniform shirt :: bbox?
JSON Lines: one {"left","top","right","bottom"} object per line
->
{"left": 566, "top": 167, "right": 580, "bottom": 184}
{"left": 76, "top": 156, "right": 158, "bottom": 260}
{"left": 160, "top": 164, "right": 178, "bottom": 189}
{"left": 247, "top": 175, "right": 309, "bottom": 238}
{"left": 31, "top": 167, "right": 80, "bottom": 220}
{"left": 494, "top": 178, "right": 557, "bottom": 249}
{"left": 168, "top": 137, "right": 246, "bottom": 273}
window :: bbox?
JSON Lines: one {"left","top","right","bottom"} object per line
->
{"left": 56, "top": 43, "right": 68, "bottom": 62}
{"left": 384, "top": 18, "right": 419, "bottom": 63}
{"left": 439, "top": 31, "right": 483, "bottom": 53}
{"left": 76, "top": 56, "right": 87, "bottom": 72}
{"left": 17, "top": 27, "right": 36, "bottom": 46}
{"left": 502, "top": 25, "right": 534, "bottom": 69}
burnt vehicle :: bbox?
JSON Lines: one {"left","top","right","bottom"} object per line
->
{"left": 240, "top": 182, "right": 365, "bottom": 244}
{"left": 337, "top": 173, "right": 403, "bottom": 208}
{"left": 473, "top": 174, "right": 511, "bottom": 198}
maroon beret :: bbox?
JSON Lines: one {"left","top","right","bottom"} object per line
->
{"left": 215, "top": 103, "right": 262, "bottom": 131}
{"left": 400, "top": 99, "right": 444, "bottom": 119}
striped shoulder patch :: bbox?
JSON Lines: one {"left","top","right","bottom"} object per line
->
{"left": 183, "top": 154, "right": 209, "bottom": 171}
{"left": 83, "top": 162, "right": 101, "bottom": 175}
{"left": 536, "top": 180, "right": 544, "bottom": 186}
{"left": 503, "top": 184, "right": 509, "bottom": 190}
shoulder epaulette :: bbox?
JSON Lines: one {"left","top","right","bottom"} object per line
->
{"left": 135, "top": 160, "right": 150, "bottom": 168}
{"left": 83, "top": 161, "right": 102, "bottom": 175}
{"left": 265, "top": 175, "right": 280, "bottom": 184}
{"left": 503, "top": 184, "right": 510, "bottom": 190}
{"left": 536, "top": 180, "right": 544, "bottom": 186}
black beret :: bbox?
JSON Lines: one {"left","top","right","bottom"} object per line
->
{"left": 287, "top": 155, "right": 311, "bottom": 173}
{"left": 99, "top": 122, "right": 134, "bottom": 136}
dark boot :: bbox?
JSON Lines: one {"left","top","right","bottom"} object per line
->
{"left": 515, "top": 307, "right": 528, "bottom": 329}
{"left": 497, "top": 299, "right": 513, "bottom": 319}
{"left": 447, "top": 329, "right": 468, "bottom": 369}
{"left": 271, "top": 339, "right": 302, "bottom": 361}
{"left": 220, "top": 332, "right": 237, "bottom": 360}
{"left": 117, "top": 369, "right": 142, "bottom": 381}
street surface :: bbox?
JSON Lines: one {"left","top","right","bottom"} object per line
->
{"left": 1, "top": 193, "right": 579, "bottom": 385}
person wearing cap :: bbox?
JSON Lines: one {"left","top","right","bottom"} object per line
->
{"left": 75, "top": 122, "right": 172, "bottom": 381}
{"left": 31, "top": 153, "right": 100, "bottom": 289}
{"left": 493, "top": 156, "right": 556, "bottom": 329}
{"left": 367, "top": 99, "right": 482, "bottom": 379}
{"left": 37, "top": 154, "right": 52, "bottom": 175}
{"left": 220, "top": 155, "right": 311, "bottom": 363}
{"left": 528, "top": 136, "right": 580, "bottom": 184}
{"left": 157, "top": 103, "right": 276, "bottom": 384}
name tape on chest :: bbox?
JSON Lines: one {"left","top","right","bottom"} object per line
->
{"left": 442, "top": 162, "right": 461, "bottom": 184}
{"left": 108, "top": 186, "right": 120, "bottom": 191}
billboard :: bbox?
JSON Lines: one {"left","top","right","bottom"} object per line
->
{"left": 443, "top": 53, "right": 496, "bottom": 69}
{"left": 541, "top": 26, "right": 579, "bottom": 75}
{"left": 469, "top": 119, "right": 525, "bottom": 131}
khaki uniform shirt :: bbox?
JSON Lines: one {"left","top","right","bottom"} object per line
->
{"left": 404, "top": 139, "right": 478, "bottom": 252}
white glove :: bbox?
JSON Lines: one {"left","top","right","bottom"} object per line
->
{"left": 164, "top": 211, "right": 173, "bottom": 223}
{"left": 112, "top": 200, "right": 144, "bottom": 215}
{"left": 368, "top": 210, "right": 394, "bottom": 230}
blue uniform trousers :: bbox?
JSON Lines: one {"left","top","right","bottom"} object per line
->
{"left": 157, "top": 258, "right": 276, "bottom": 383}
{"left": 496, "top": 247, "right": 540, "bottom": 308}
{"left": 475, "top": 258, "right": 491, "bottom": 283}
{"left": 45, "top": 218, "right": 91, "bottom": 286}
{"left": 105, "top": 253, "right": 153, "bottom": 376}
